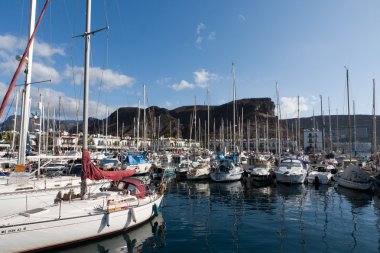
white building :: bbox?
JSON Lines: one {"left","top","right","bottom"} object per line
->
{"left": 303, "top": 129, "right": 323, "bottom": 153}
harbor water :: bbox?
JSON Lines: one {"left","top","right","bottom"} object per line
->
{"left": 53, "top": 179, "right": 380, "bottom": 253}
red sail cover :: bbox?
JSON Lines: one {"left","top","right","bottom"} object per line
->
{"left": 81, "top": 150, "right": 135, "bottom": 180}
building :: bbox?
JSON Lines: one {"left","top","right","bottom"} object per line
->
{"left": 303, "top": 129, "right": 323, "bottom": 153}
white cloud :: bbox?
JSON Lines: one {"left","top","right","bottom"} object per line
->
{"left": 196, "top": 23, "right": 206, "bottom": 34}
{"left": 0, "top": 34, "right": 63, "bottom": 85}
{"left": 32, "top": 62, "right": 61, "bottom": 83}
{"left": 156, "top": 77, "right": 172, "bottom": 86}
{"left": 0, "top": 34, "right": 64, "bottom": 60}
{"left": 163, "top": 101, "right": 173, "bottom": 108}
{"left": 64, "top": 65, "right": 135, "bottom": 91}
{"left": 195, "top": 23, "right": 215, "bottom": 49}
{"left": 280, "top": 96, "right": 308, "bottom": 118}
{"left": 193, "top": 69, "right": 217, "bottom": 88}
{"left": 171, "top": 80, "right": 194, "bottom": 91}
{"left": 207, "top": 32, "right": 216, "bottom": 41}
{"left": 29, "top": 87, "right": 111, "bottom": 119}
{"left": 238, "top": 14, "right": 246, "bottom": 22}
{"left": 196, "top": 36, "right": 203, "bottom": 44}
{"left": 34, "top": 40, "right": 65, "bottom": 58}
{"left": 0, "top": 56, "right": 61, "bottom": 84}
{"left": 0, "top": 34, "right": 20, "bottom": 52}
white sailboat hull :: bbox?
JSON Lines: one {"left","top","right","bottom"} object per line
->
{"left": 336, "top": 177, "right": 372, "bottom": 191}
{"left": 0, "top": 177, "right": 109, "bottom": 217}
{"left": 336, "top": 164, "right": 373, "bottom": 191}
{"left": 0, "top": 194, "right": 163, "bottom": 253}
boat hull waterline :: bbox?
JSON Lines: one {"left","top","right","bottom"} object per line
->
{"left": 0, "top": 195, "right": 163, "bottom": 253}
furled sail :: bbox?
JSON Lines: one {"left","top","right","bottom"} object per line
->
{"left": 82, "top": 150, "right": 134, "bottom": 180}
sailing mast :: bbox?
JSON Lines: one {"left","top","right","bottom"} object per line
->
{"left": 78, "top": 0, "right": 108, "bottom": 196}
{"left": 297, "top": 95, "right": 300, "bottom": 152}
{"left": 207, "top": 89, "right": 210, "bottom": 150}
{"left": 137, "top": 100, "right": 140, "bottom": 149}
{"left": 345, "top": 67, "right": 352, "bottom": 161}
{"left": 320, "top": 95, "right": 325, "bottom": 153}
{"left": 81, "top": 0, "right": 92, "bottom": 196}
{"left": 328, "top": 97, "right": 332, "bottom": 152}
{"left": 372, "top": 79, "right": 377, "bottom": 157}
{"left": 11, "top": 91, "right": 19, "bottom": 153}
{"left": 18, "top": 0, "right": 37, "bottom": 166}
{"left": 353, "top": 100, "right": 357, "bottom": 155}
{"left": 232, "top": 63, "right": 236, "bottom": 154}
{"left": 276, "top": 82, "right": 281, "bottom": 158}
{"left": 143, "top": 84, "right": 147, "bottom": 151}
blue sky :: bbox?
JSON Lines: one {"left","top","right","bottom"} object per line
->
{"left": 0, "top": 0, "right": 379, "bottom": 121}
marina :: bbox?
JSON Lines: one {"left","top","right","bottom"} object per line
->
{"left": 0, "top": 0, "right": 380, "bottom": 252}
{"left": 50, "top": 179, "right": 380, "bottom": 253}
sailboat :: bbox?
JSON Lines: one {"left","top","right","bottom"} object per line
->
{"left": 210, "top": 63, "right": 243, "bottom": 182}
{"left": 336, "top": 68, "right": 373, "bottom": 191}
{"left": 0, "top": 1, "right": 165, "bottom": 252}
{"left": 0, "top": 0, "right": 105, "bottom": 218}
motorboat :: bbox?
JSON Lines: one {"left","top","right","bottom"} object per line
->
{"left": 274, "top": 158, "right": 307, "bottom": 184}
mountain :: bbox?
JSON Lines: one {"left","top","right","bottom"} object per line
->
{"left": 2, "top": 97, "right": 377, "bottom": 145}
{"left": 82, "top": 97, "right": 277, "bottom": 140}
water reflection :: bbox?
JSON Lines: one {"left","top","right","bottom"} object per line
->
{"left": 52, "top": 180, "right": 380, "bottom": 253}
{"left": 53, "top": 214, "right": 166, "bottom": 253}
{"left": 335, "top": 185, "right": 373, "bottom": 208}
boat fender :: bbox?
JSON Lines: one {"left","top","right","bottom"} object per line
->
{"left": 158, "top": 184, "right": 165, "bottom": 195}
{"left": 130, "top": 208, "right": 136, "bottom": 222}
{"left": 153, "top": 203, "right": 160, "bottom": 217}
{"left": 106, "top": 212, "right": 110, "bottom": 227}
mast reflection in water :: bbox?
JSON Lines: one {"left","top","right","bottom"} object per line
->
{"left": 53, "top": 181, "right": 380, "bottom": 253}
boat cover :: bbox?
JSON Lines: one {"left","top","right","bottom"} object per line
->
{"left": 340, "top": 164, "right": 370, "bottom": 183}
{"left": 82, "top": 150, "right": 134, "bottom": 180}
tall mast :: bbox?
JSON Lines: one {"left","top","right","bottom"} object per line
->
{"left": 137, "top": 100, "right": 140, "bottom": 149}
{"left": 82, "top": 0, "right": 91, "bottom": 154}
{"left": 177, "top": 118, "right": 180, "bottom": 140}
{"left": 232, "top": 63, "right": 236, "bottom": 154}
{"left": 116, "top": 108, "right": 119, "bottom": 139}
{"left": 213, "top": 118, "right": 216, "bottom": 151}
{"left": 207, "top": 89, "right": 210, "bottom": 150}
{"left": 320, "top": 95, "right": 325, "bottom": 153}
{"left": 247, "top": 119, "right": 250, "bottom": 153}
{"left": 276, "top": 82, "right": 281, "bottom": 158}
{"left": 194, "top": 96, "right": 197, "bottom": 144}
{"left": 143, "top": 84, "right": 146, "bottom": 150}
{"left": 58, "top": 96, "right": 61, "bottom": 149}
{"left": 353, "top": 100, "right": 357, "bottom": 155}
{"left": 37, "top": 94, "right": 42, "bottom": 176}
{"left": 80, "top": 0, "right": 93, "bottom": 196}
{"left": 255, "top": 114, "right": 258, "bottom": 154}
{"left": 266, "top": 112, "right": 269, "bottom": 153}
{"left": 18, "top": 0, "right": 36, "bottom": 165}
{"left": 345, "top": 67, "right": 352, "bottom": 161}
{"left": 46, "top": 102, "right": 49, "bottom": 153}
{"left": 372, "top": 79, "right": 377, "bottom": 156}
{"left": 105, "top": 106, "right": 108, "bottom": 152}
{"left": 297, "top": 95, "right": 300, "bottom": 152}
{"left": 328, "top": 97, "right": 332, "bottom": 152}
{"left": 11, "top": 91, "right": 19, "bottom": 153}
